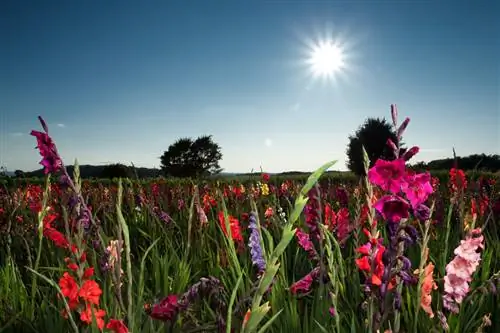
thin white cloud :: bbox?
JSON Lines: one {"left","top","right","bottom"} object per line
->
{"left": 264, "top": 138, "right": 273, "bottom": 147}
{"left": 56, "top": 123, "right": 66, "bottom": 128}
{"left": 9, "top": 132, "right": 24, "bottom": 137}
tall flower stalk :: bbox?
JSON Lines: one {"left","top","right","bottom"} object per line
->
{"left": 357, "top": 105, "right": 434, "bottom": 332}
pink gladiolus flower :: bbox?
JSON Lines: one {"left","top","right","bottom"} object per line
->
{"left": 374, "top": 195, "right": 410, "bottom": 223}
{"left": 296, "top": 228, "right": 314, "bottom": 252}
{"left": 289, "top": 267, "right": 320, "bottom": 294}
{"left": 368, "top": 159, "right": 407, "bottom": 194}
{"left": 443, "top": 229, "right": 484, "bottom": 313}
{"left": 401, "top": 172, "right": 433, "bottom": 208}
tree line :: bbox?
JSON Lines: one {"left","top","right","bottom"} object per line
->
{"left": 4, "top": 117, "right": 498, "bottom": 180}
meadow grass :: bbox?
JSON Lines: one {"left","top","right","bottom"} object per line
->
{"left": 0, "top": 114, "right": 499, "bottom": 333}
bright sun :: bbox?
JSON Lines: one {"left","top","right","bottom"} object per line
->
{"left": 307, "top": 39, "right": 346, "bottom": 80}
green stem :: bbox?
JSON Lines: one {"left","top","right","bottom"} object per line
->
{"left": 29, "top": 175, "right": 50, "bottom": 320}
{"left": 393, "top": 223, "right": 407, "bottom": 333}
{"left": 413, "top": 205, "right": 434, "bottom": 333}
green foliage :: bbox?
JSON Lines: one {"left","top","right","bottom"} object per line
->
{"left": 160, "top": 135, "right": 223, "bottom": 178}
{"left": 413, "top": 154, "right": 500, "bottom": 172}
{"left": 346, "top": 117, "right": 400, "bottom": 176}
{"left": 0, "top": 162, "right": 499, "bottom": 332}
{"left": 99, "top": 163, "right": 133, "bottom": 179}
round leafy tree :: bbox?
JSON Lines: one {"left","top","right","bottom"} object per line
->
{"left": 100, "top": 163, "right": 133, "bottom": 179}
{"left": 346, "top": 117, "right": 400, "bottom": 177}
{"left": 160, "top": 135, "right": 223, "bottom": 178}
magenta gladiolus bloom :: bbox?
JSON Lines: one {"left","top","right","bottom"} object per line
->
{"left": 30, "top": 118, "right": 62, "bottom": 175}
{"left": 296, "top": 228, "right": 314, "bottom": 252}
{"left": 374, "top": 195, "right": 410, "bottom": 223}
{"left": 402, "top": 172, "right": 433, "bottom": 208}
{"left": 368, "top": 159, "right": 407, "bottom": 194}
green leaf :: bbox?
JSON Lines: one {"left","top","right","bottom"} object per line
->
{"left": 288, "top": 195, "right": 308, "bottom": 226}
{"left": 257, "top": 309, "right": 283, "bottom": 333}
{"left": 271, "top": 225, "right": 296, "bottom": 261}
{"left": 261, "top": 228, "right": 275, "bottom": 259}
{"left": 226, "top": 272, "right": 244, "bottom": 333}
{"left": 300, "top": 160, "right": 337, "bottom": 195}
{"left": 258, "top": 263, "right": 279, "bottom": 296}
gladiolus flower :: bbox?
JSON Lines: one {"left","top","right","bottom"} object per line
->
{"left": 295, "top": 228, "right": 315, "bottom": 253}
{"left": 402, "top": 172, "right": 433, "bottom": 208}
{"left": 146, "top": 295, "right": 179, "bottom": 321}
{"left": 59, "top": 272, "right": 79, "bottom": 309}
{"left": 78, "top": 280, "right": 102, "bottom": 305}
{"left": 419, "top": 262, "right": 437, "bottom": 318}
{"left": 106, "top": 319, "right": 129, "bottom": 333}
{"left": 80, "top": 305, "right": 106, "bottom": 330}
{"left": 248, "top": 212, "right": 266, "bottom": 273}
{"left": 290, "top": 267, "right": 320, "bottom": 294}
{"left": 368, "top": 159, "right": 407, "bottom": 194}
{"left": 30, "top": 116, "right": 63, "bottom": 174}
{"left": 443, "top": 229, "right": 484, "bottom": 313}
{"left": 374, "top": 195, "right": 410, "bottom": 223}
{"left": 83, "top": 267, "right": 94, "bottom": 279}
{"left": 217, "top": 211, "right": 243, "bottom": 242}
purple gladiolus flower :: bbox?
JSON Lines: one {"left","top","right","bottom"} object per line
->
{"left": 248, "top": 212, "right": 266, "bottom": 273}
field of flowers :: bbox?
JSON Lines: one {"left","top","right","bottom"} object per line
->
{"left": 0, "top": 107, "right": 499, "bottom": 333}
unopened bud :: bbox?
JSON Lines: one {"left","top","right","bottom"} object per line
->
{"left": 391, "top": 104, "right": 398, "bottom": 127}
{"left": 403, "top": 146, "right": 420, "bottom": 161}
{"left": 386, "top": 138, "right": 398, "bottom": 154}
{"left": 397, "top": 117, "right": 410, "bottom": 139}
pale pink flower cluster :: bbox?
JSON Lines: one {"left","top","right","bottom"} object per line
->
{"left": 443, "top": 228, "right": 484, "bottom": 313}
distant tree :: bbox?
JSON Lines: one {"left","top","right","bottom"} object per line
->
{"left": 425, "top": 154, "right": 500, "bottom": 172}
{"left": 14, "top": 170, "right": 25, "bottom": 178}
{"left": 346, "top": 117, "right": 403, "bottom": 177}
{"left": 160, "top": 135, "right": 223, "bottom": 178}
{"left": 99, "top": 163, "right": 133, "bottom": 179}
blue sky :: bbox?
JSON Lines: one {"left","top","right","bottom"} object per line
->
{"left": 1, "top": 0, "right": 498, "bottom": 173}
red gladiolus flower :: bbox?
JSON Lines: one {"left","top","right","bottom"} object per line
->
{"left": 336, "top": 207, "right": 350, "bottom": 241}
{"left": 217, "top": 211, "right": 243, "bottom": 242}
{"left": 80, "top": 305, "right": 106, "bottom": 330}
{"left": 261, "top": 173, "right": 270, "bottom": 183}
{"left": 368, "top": 159, "right": 407, "bottom": 194}
{"left": 44, "top": 227, "right": 69, "bottom": 248}
{"left": 449, "top": 168, "right": 467, "bottom": 194}
{"left": 356, "top": 243, "right": 372, "bottom": 256}
{"left": 83, "top": 267, "right": 94, "bottom": 279}
{"left": 374, "top": 195, "right": 410, "bottom": 223}
{"left": 355, "top": 242, "right": 386, "bottom": 286}
{"left": 106, "top": 319, "right": 129, "bottom": 333}
{"left": 66, "top": 260, "right": 79, "bottom": 272}
{"left": 324, "top": 203, "right": 336, "bottom": 230}
{"left": 43, "top": 213, "right": 69, "bottom": 248}
{"left": 78, "top": 280, "right": 102, "bottom": 305}
{"left": 59, "top": 272, "right": 79, "bottom": 309}
{"left": 146, "top": 295, "right": 179, "bottom": 322}
{"left": 355, "top": 256, "right": 371, "bottom": 271}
